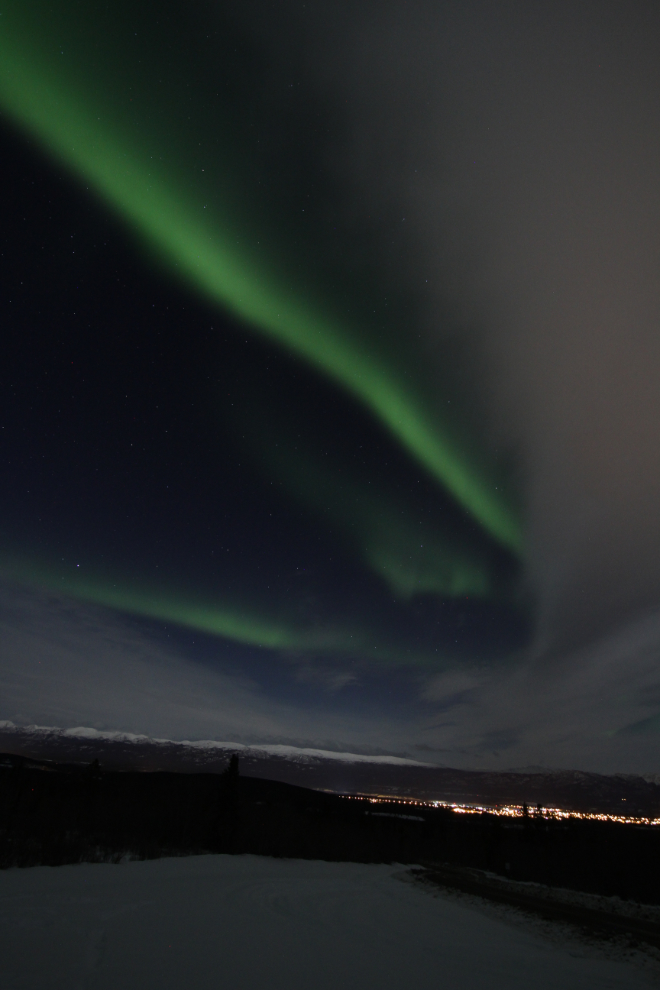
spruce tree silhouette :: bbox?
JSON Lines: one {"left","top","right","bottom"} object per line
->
{"left": 224, "top": 755, "right": 239, "bottom": 780}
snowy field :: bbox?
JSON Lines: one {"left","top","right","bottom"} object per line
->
{"left": 0, "top": 855, "right": 656, "bottom": 989}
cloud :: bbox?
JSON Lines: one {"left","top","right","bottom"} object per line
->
{"left": 288, "top": 1, "right": 660, "bottom": 661}
{"left": 415, "top": 609, "right": 660, "bottom": 773}
{"left": 0, "top": 579, "right": 418, "bottom": 755}
{"left": 3, "top": 575, "right": 660, "bottom": 773}
{"left": 418, "top": 670, "right": 486, "bottom": 706}
{"left": 285, "top": 659, "right": 358, "bottom": 694}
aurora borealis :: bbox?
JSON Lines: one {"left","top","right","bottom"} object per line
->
{"left": 0, "top": 1, "right": 521, "bottom": 654}
{"left": 0, "top": 3, "right": 520, "bottom": 552}
{"left": 3, "top": 2, "right": 660, "bottom": 772}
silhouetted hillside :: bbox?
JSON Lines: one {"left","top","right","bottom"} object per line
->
{"left": 2, "top": 724, "right": 660, "bottom": 816}
{"left": 3, "top": 753, "right": 660, "bottom": 905}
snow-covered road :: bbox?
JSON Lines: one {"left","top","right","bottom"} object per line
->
{"left": 0, "top": 855, "right": 654, "bottom": 989}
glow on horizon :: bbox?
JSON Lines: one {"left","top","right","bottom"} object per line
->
{"left": 342, "top": 795, "right": 660, "bottom": 826}
{"left": 0, "top": 13, "right": 521, "bottom": 554}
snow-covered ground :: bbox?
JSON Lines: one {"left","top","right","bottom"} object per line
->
{"left": 0, "top": 855, "right": 655, "bottom": 989}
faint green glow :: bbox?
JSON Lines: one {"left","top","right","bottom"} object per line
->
{"left": 3, "top": 556, "right": 461, "bottom": 665}
{"left": 366, "top": 537, "right": 490, "bottom": 600}
{"left": 1, "top": 557, "right": 360, "bottom": 652}
{"left": 617, "top": 714, "right": 660, "bottom": 737}
{"left": 72, "top": 584, "right": 335, "bottom": 651}
{"left": 0, "top": 11, "right": 522, "bottom": 553}
{"left": 255, "top": 434, "right": 493, "bottom": 599}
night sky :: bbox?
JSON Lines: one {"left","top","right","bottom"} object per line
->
{"left": 2, "top": 2, "right": 660, "bottom": 772}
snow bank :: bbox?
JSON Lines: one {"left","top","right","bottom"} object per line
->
{"left": 0, "top": 855, "right": 653, "bottom": 989}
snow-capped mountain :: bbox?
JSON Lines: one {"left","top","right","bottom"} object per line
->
{"left": 2, "top": 720, "right": 659, "bottom": 816}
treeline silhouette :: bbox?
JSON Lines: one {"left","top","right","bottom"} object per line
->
{"left": 2, "top": 753, "right": 660, "bottom": 903}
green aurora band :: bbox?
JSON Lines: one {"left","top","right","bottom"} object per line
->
{"left": 0, "top": 557, "right": 450, "bottom": 666}
{"left": 0, "top": 7, "right": 522, "bottom": 556}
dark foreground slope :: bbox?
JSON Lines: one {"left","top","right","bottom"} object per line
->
{"left": 3, "top": 753, "right": 660, "bottom": 906}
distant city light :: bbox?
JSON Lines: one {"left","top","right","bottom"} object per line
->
{"left": 338, "top": 794, "right": 660, "bottom": 827}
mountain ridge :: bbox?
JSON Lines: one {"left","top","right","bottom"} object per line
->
{"left": 2, "top": 721, "right": 659, "bottom": 816}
